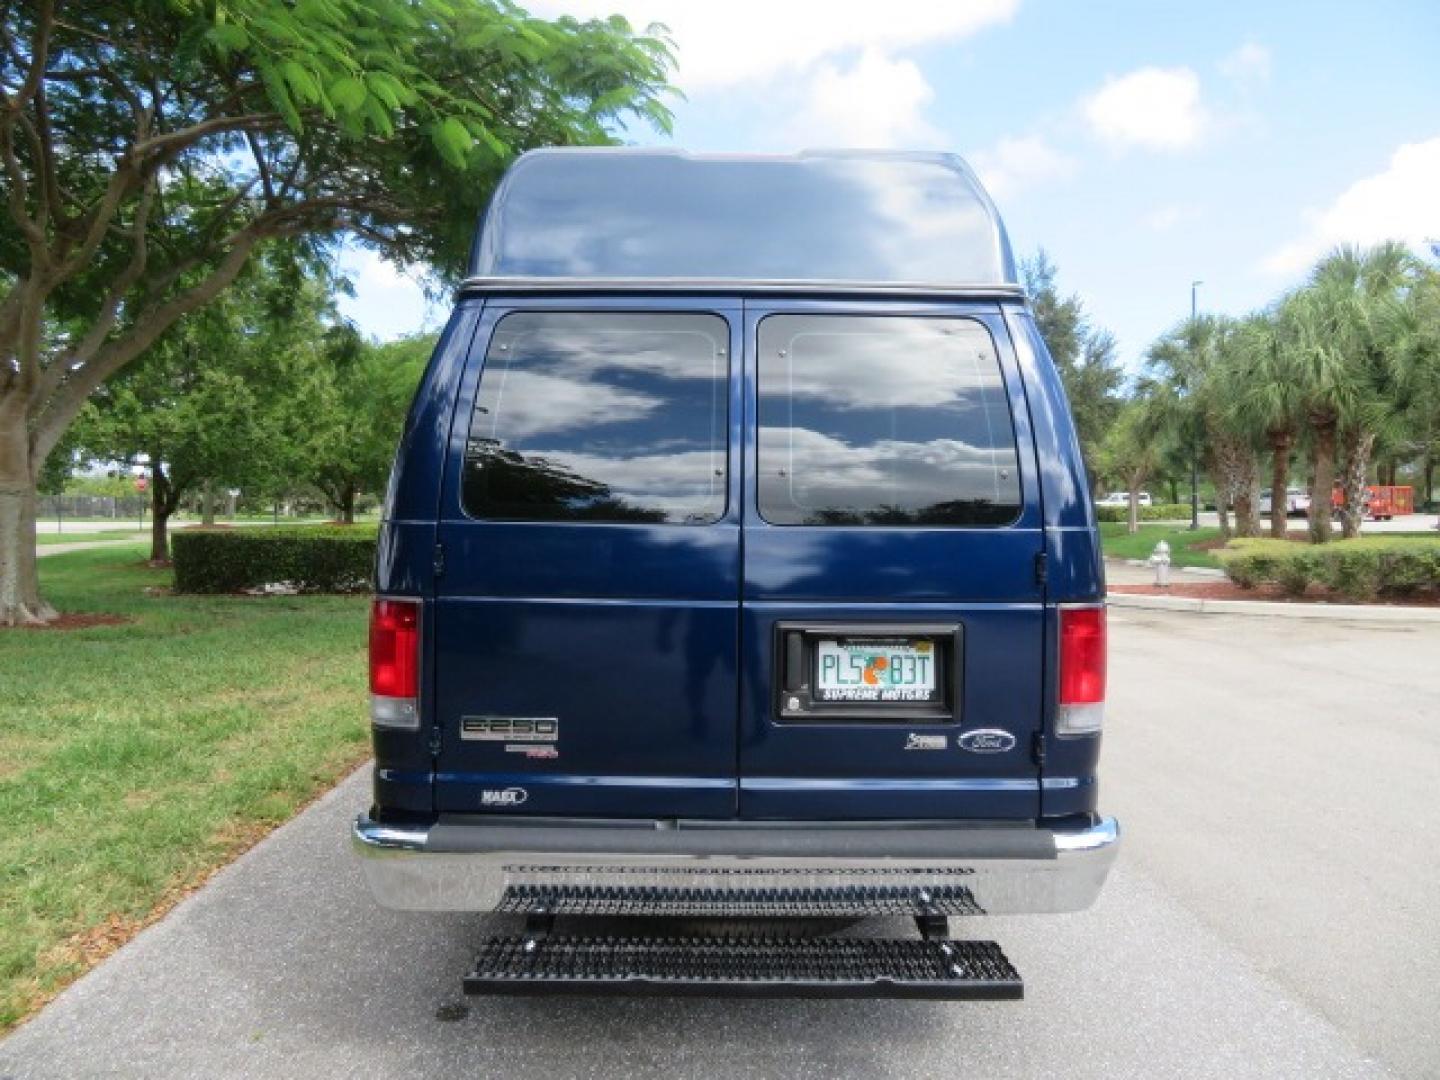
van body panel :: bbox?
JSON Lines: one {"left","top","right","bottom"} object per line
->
{"left": 1003, "top": 306, "right": 1106, "bottom": 817}
{"left": 734, "top": 300, "right": 1045, "bottom": 820}
{"left": 429, "top": 297, "right": 744, "bottom": 818}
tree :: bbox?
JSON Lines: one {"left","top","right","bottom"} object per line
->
{"left": 1100, "top": 396, "right": 1168, "bottom": 534}
{"left": 1288, "top": 244, "right": 1416, "bottom": 541}
{"left": 1021, "top": 251, "right": 1124, "bottom": 483}
{"left": 1230, "top": 304, "right": 1306, "bottom": 539}
{"left": 0, "top": 2, "right": 675, "bottom": 624}
{"left": 1145, "top": 314, "right": 1263, "bottom": 539}
{"left": 1395, "top": 261, "right": 1440, "bottom": 506}
{"left": 71, "top": 247, "right": 325, "bottom": 559}
{"left": 302, "top": 331, "right": 431, "bottom": 523}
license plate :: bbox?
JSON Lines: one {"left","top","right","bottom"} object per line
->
{"left": 815, "top": 638, "right": 937, "bottom": 703}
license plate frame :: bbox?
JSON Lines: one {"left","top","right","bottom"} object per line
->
{"left": 773, "top": 622, "right": 962, "bottom": 723}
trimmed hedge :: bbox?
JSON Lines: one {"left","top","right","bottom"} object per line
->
{"left": 172, "top": 525, "right": 377, "bottom": 594}
{"left": 1222, "top": 537, "right": 1440, "bottom": 600}
{"left": 1095, "top": 502, "right": 1193, "bottom": 523}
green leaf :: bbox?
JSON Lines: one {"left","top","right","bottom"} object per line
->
{"left": 433, "top": 117, "right": 473, "bottom": 168}
{"left": 281, "top": 61, "right": 322, "bottom": 105}
{"left": 329, "top": 75, "right": 367, "bottom": 114}
{"left": 207, "top": 23, "right": 248, "bottom": 55}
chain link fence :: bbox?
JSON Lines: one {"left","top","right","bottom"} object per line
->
{"left": 38, "top": 495, "right": 150, "bottom": 520}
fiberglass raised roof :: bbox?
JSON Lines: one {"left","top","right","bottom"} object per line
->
{"left": 467, "top": 149, "right": 1017, "bottom": 289}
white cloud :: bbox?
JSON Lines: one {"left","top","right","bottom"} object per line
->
{"left": 1082, "top": 66, "right": 1210, "bottom": 151}
{"left": 789, "top": 49, "right": 938, "bottom": 148}
{"left": 1263, "top": 136, "right": 1440, "bottom": 274}
{"left": 1220, "top": 40, "right": 1271, "bottom": 84}
{"left": 526, "top": 0, "right": 1019, "bottom": 90}
{"left": 970, "top": 134, "right": 1076, "bottom": 198}
{"left": 334, "top": 246, "right": 438, "bottom": 341}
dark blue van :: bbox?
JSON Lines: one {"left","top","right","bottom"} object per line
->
{"left": 355, "top": 149, "right": 1118, "bottom": 999}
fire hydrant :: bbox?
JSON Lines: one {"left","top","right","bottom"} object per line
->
{"left": 1148, "top": 540, "right": 1171, "bottom": 588}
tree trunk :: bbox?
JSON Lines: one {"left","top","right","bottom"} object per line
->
{"left": 0, "top": 396, "right": 56, "bottom": 625}
{"left": 1268, "top": 430, "right": 1292, "bottom": 539}
{"left": 1233, "top": 446, "right": 1262, "bottom": 538}
{"left": 1127, "top": 483, "right": 1141, "bottom": 535}
{"left": 1207, "top": 443, "right": 1233, "bottom": 540}
{"left": 1339, "top": 428, "right": 1375, "bottom": 540}
{"left": 1425, "top": 450, "right": 1435, "bottom": 509}
{"left": 1166, "top": 479, "right": 1179, "bottom": 505}
{"left": 150, "top": 466, "right": 172, "bottom": 564}
{"left": 341, "top": 484, "right": 356, "bottom": 526}
{"left": 1308, "top": 416, "right": 1338, "bottom": 543}
{"left": 201, "top": 480, "right": 217, "bottom": 526}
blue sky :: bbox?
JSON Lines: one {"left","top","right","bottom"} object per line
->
{"left": 338, "top": 0, "right": 1440, "bottom": 371}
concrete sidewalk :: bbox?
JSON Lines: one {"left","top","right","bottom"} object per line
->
{"left": 36, "top": 534, "right": 147, "bottom": 557}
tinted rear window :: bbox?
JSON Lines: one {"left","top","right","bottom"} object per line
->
{"left": 757, "top": 315, "right": 1021, "bottom": 526}
{"left": 463, "top": 312, "right": 728, "bottom": 524}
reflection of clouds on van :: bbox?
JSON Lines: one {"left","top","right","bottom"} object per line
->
{"left": 474, "top": 369, "right": 660, "bottom": 439}
{"left": 463, "top": 312, "right": 728, "bottom": 524}
{"left": 759, "top": 314, "right": 1020, "bottom": 526}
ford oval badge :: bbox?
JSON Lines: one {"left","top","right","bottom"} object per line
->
{"left": 958, "top": 728, "right": 1016, "bottom": 754}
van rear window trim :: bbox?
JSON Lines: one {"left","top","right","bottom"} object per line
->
{"left": 754, "top": 312, "right": 1025, "bottom": 530}
{"left": 458, "top": 309, "right": 732, "bottom": 526}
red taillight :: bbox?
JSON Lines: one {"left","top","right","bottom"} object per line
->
{"left": 1058, "top": 606, "right": 1106, "bottom": 734}
{"left": 369, "top": 598, "right": 420, "bottom": 698}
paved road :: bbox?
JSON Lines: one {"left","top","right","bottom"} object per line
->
{"left": 3, "top": 611, "right": 1437, "bottom": 1079}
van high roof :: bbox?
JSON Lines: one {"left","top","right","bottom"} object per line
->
{"left": 466, "top": 148, "right": 1019, "bottom": 295}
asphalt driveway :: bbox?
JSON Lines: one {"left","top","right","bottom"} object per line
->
{"left": 2, "top": 610, "right": 1435, "bottom": 1079}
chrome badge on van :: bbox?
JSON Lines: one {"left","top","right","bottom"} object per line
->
{"left": 904, "top": 733, "right": 947, "bottom": 751}
{"left": 957, "top": 728, "right": 1017, "bottom": 754}
{"left": 480, "top": 788, "right": 528, "bottom": 807}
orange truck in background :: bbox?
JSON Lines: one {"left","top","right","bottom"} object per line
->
{"left": 1330, "top": 485, "right": 1414, "bottom": 521}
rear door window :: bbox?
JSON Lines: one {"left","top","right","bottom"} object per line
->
{"left": 463, "top": 312, "right": 728, "bottom": 524}
{"left": 757, "top": 315, "right": 1022, "bottom": 526}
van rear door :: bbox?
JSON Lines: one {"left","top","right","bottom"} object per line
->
{"left": 739, "top": 303, "right": 1045, "bottom": 819}
{"left": 431, "top": 302, "right": 741, "bottom": 818}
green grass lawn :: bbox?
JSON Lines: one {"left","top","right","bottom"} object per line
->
{"left": 35, "top": 529, "right": 142, "bottom": 546}
{"left": 1099, "top": 523, "right": 1225, "bottom": 569}
{"left": 0, "top": 546, "right": 368, "bottom": 1030}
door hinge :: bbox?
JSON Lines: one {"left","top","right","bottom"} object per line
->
{"left": 1033, "top": 551, "right": 1048, "bottom": 587}
{"left": 432, "top": 542, "right": 445, "bottom": 579}
{"left": 428, "top": 725, "right": 442, "bottom": 755}
{"left": 1032, "top": 732, "right": 1047, "bottom": 767}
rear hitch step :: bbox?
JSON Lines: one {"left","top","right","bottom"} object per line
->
{"left": 465, "top": 922, "right": 1022, "bottom": 1000}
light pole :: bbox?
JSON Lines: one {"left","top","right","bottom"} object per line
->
{"left": 1188, "top": 280, "right": 1203, "bottom": 530}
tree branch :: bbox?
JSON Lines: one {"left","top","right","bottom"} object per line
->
{"left": 32, "top": 224, "right": 277, "bottom": 463}
{"left": 1, "top": 0, "right": 53, "bottom": 114}
{"left": 32, "top": 178, "right": 159, "bottom": 409}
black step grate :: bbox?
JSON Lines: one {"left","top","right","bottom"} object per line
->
{"left": 496, "top": 883, "right": 983, "bottom": 917}
{"left": 465, "top": 935, "right": 1021, "bottom": 1000}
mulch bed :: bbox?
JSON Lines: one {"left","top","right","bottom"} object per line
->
{"left": 1111, "top": 582, "right": 1440, "bottom": 608}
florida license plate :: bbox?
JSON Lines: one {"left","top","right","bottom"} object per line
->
{"left": 815, "top": 638, "right": 938, "bottom": 703}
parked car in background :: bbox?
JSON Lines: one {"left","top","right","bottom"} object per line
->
{"left": 1259, "top": 488, "right": 1310, "bottom": 516}
{"left": 1098, "top": 491, "right": 1151, "bottom": 508}
{"left": 354, "top": 148, "right": 1119, "bottom": 1002}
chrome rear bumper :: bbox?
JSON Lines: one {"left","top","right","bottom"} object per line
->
{"left": 353, "top": 814, "right": 1119, "bottom": 916}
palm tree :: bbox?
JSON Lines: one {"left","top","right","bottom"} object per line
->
{"left": 1102, "top": 394, "right": 1169, "bottom": 534}
{"left": 1146, "top": 314, "right": 1263, "bottom": 538}
{"left": 1230, "top": 306, "right": 1305, "bottom": 540}
{"left": 1303, "top": 243, "right": 1419, "bottom": 538}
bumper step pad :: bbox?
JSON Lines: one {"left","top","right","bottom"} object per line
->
{"left": 464, "top": 934, "right": 1022, "bottom": 1000}
{"left": 497, "top": 883, "right": 983, "bottom": 917}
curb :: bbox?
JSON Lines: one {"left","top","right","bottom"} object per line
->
{"left": 1107, "top": 591, "right": 1440, "bottom": 624}
{"left": 1118, "top": 558, "right": 1227, "bottom": 580}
